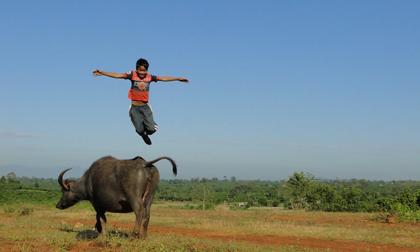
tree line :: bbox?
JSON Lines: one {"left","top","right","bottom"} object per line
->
{"left": 1, "top": 172, "right": 419, "bottom": 221}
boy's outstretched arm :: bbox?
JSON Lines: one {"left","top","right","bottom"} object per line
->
{"left": 158, "top": 76, "right": 189, "bottom": 83}
{"left": 92, "top": 69, "right": 128, "bottom": 79}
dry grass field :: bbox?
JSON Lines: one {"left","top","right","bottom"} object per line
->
{"left": 0, "top": 201, "right": 419, "bottom": 251}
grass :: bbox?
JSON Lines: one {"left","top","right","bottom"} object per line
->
{"left": 0, "top": 202, "right": 419, "bottom": 251}
{"left": 148, "top": 204, "right": 420, "bottom": 246}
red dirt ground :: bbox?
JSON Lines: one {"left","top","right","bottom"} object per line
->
{"left": 2, "top": 212, "right": 419, "bottom": 251}
{"left": 149, "top": 225, "right": 419, "bottom": 252}
{"left": 88, "top": 220, "right": 417, "bottom": 252}
{"left": 50, "top": 215, "right": 420, "bottom": 252}
{"left": 0, "top": 239, "right": 53, "bottom": 252}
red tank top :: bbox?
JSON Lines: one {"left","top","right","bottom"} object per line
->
{"left": 127, "top": 71, "right": 158, "bottom": 102}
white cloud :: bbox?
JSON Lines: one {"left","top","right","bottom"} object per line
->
{"left": 0, "top": 130, "right": 34, "bottom": 138}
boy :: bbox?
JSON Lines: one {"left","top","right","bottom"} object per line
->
{"left": 93, "top": 58, "right": 189, "bottom": 145}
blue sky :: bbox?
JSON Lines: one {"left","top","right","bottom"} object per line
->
{"left": 1, "top": 1, "right": 419, "bottom": 180}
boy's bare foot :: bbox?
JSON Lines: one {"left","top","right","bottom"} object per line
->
{"left": 140, "top": 133, "right": 152, "bottom": 145}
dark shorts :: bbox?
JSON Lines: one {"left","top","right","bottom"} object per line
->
{"left": 129, "top": 104, "right": 158, "bottom": 135}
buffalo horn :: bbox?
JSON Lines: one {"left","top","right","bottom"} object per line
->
{"left": 58, "top": 168, "right": 72, "bottom": 190}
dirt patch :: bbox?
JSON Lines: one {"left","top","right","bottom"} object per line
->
{"left": 150, "top": 225, "right": 419, "bottom": 252}
{"left": 0, "top": 239, "right": 53, "bottom": 252}
{"left": 265, "top": 212, "right": 420, "bottom": 231}
{"left": 100, "top": 221, "right": 418, "bottom": 252}
{"left": 67, "top": 241, "right": 114, "bottom": 252}
{"left": 10, "top": 209, "right": 417, "bottom": 252}
{"left": 148, "top": 225, "right": 417, "bottom": 252}
{"left": 0, "top": 241, "right": 15, "bottom": 252}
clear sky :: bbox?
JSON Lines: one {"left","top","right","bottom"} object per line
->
{"left": 1, "top": 1, "right": 419, "bottom": 180}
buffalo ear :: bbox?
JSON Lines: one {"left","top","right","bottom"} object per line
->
{"left": 64, "top": 179, "right": 71, "bottom": 190}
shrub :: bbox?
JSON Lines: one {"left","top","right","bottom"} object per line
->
{"left": 376, "top": 193, "right": 420, "bottom": 222}
{"left": 229, "top": 202, "right": 250, "bottom": 210}
{"left": 19, "top": 207, "right": 34, "bottom": 216}
{"left": 3, "top": 206, "right": 15, "bottom": 213}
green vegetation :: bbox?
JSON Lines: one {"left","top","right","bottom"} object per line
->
{"left": 0, "top": 175, "right": 60, "bottom": 205}
{"left": 1, "top": 172, "right": 419, "bottom": 222}
{"left": 282, "top": 172, "right": 420, "bottom": 221}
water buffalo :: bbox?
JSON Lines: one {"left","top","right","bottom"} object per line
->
{"left": 56, "top": 155, "right": 177, "bottom": 238}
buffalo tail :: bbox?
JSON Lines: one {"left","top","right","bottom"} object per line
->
{"left": 144, "top": 156, "right": 177, "bottom": 176}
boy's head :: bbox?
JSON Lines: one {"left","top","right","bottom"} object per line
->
{"left": 136, "top": 58, "right": 149, "bottom": 78}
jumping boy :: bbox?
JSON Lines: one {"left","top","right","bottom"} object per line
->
{"left": 93, "top": 58, "right": 189, "bottom": 145}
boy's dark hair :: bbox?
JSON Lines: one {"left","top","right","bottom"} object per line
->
{"left": 136, "top": 58, "right": 149, "bottom": 70}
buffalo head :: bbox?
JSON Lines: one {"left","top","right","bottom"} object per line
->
{"left": 56, "top": 168, "right": 82, "bottom": 209}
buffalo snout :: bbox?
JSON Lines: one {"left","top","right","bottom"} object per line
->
{"left": 56, "top": 202, "right": 64, "bottom": 209}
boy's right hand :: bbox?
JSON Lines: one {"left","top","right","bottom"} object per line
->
{"left": 92, "top": 69, "right": 102, "bottom": 76}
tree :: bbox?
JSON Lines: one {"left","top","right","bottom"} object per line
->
{"left": 283, "top": 172, "right": 315, "bottom": 209}
{"left": 6, "top": 172, "right": 17, "bottom": 182}
{"left": 228, "top": 184, "right": 252, "bottom": 202}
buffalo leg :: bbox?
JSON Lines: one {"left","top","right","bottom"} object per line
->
{"left": 141, "top": 169, "right": 159, "bottom": 237}
{"left": 141, "top": 191, "right": 153, "bottom": 237}
{"left": 129, "top": 197, "right": 144, "bottom": 238}
{"left": 95, "top": 212, "right": 107, "bottom": 235}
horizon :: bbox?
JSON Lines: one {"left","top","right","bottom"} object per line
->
{"left": 1, "top": 1, "right": 419, "bottom": 181}
{"left": 1, "top": 165, "right": 419, "bottom": 182}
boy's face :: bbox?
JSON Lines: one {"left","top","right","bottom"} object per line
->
{"left": 136, "top": 65, "right": 148, "bottom": 78}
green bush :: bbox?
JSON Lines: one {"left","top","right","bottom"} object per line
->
{"left": 3, "top": 206, "right": 15, "bottom": 213}
{"left": 281, "top": 172, "right": 419, "bottom": 216}
{"left": 376, "top": 190, "right": 420, "bottom": 222}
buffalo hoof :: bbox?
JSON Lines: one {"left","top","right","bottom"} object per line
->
{"left": 95, "top": 223, "right": 102, "bottom": 233}
{"left": 131, "top": 232, "right": 146, "bottom": 239}
{"left": 132, "top": 231, "right": 140, "bottom": 238}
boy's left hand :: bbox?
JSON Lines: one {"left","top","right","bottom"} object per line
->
{"left": 92, "top": 69, "right": 102, "bottom": 76}
{"left": 179, "top": 78, "right": 189, "bottom": 83}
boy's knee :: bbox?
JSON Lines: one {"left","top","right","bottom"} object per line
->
{"left": 145, "top": 129, "right": 156, "bottom": 135}
{"left": 136, "top": 130, "right": 145, "bottom": 136}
